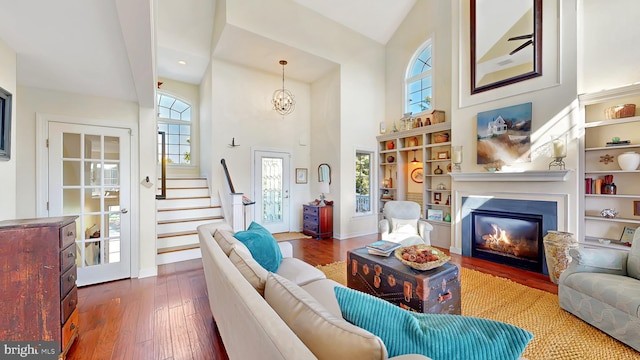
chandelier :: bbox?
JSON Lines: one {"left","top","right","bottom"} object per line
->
{"left": 272, "top": 60, "right": 295, "bottom": 115}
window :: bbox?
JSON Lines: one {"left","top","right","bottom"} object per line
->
{"left": 355, "top": 151, "right": 372, "bottom": 214}
{"left": 406, "top": 39, "right": 433, "bottom": 115}
{"left": 157, "top": 92, "right": 192, "bottom": 165}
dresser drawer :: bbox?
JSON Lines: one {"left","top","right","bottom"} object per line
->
{"left": 303, "top": 222, "right": 319, "bottom": 233}
{"left": 60, "top": 266, "right": 77, "bottom": 299}
{"left": 60, "top": 222, "right": 76, "bottom": 249}
{"left": 60, "top": 243, "right": 76, "bottom": 272}
{"left": 61, "top": 287, "right": 78, "bottom": 324}
{"left": 303, "top": 206, "right": 319, "bottom": 216}
{"left": 61, "top": 309, "right": 79, "bottom": 354}
{"left": 303, "top": 213, "right": 318, "bottom": 223}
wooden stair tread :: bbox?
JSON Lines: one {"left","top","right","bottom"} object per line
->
{"left": 157, "top": 215, "right": 223, "bottom": 225}
{"left": 158, "top": 186, "right": 208, "bottom": 190}
{"left": 157, "top": 244, "right": 200, "bottom": 254}
{"left": 159, "top": 177, "right": 206, "bottom": 180}
{"left": 157, "top": 205, "right": 221, "bottom": 212}
{"left": 157, "top": 230, "right": 198, "bottom": 239}
{"left": 158, "top": 196, "right": 210, "bottom": 200}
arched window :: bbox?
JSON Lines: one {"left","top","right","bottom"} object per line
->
{"left": 405, "top": 39, "right": 433, "bottom": 115}
{"left": 157, "top": 92, "right": 192, "bottom": 165}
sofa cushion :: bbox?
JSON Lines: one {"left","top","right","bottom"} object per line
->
{"left": 234, "top": 222, "right": 283, "bottom": 272}
{"left": 300, "top": 278, "right": 346, "bottom": 319}
{"left": 334, "top": 286, "right": 533, "bottom": 359}
{"left": 627, "top": 228, "right": 640, "bottom": 280}
{"left": 229, "top": 245, "right": 268, "bottom": 295}
{"left": 214, "top": 229, "right": 244, "bottom": 256}
{"left": 276, "top": 257, "right": 326, "bottom": 286}
{"left": 561, "top": 272, "right": 640, "bottom": 318}
{"left": 264, "top": 273, "right": 388, "bottom": 359}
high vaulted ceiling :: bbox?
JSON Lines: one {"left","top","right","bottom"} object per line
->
{"left": 0, "top": 0, "right": 415, "bottom": 104}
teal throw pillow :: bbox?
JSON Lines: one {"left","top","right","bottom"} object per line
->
{"left": 334, "top": 286, "right": 532, "bottom": 360}
{"left": 233, "top": 222, "right": 283, "bottom": 272}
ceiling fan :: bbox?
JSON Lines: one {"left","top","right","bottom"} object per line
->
{"left": 508, "top": 33, "right": 534, "bottom": 55}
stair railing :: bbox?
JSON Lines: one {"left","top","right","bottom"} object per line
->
{"left": 156, "top": 131, "right": 167, "bottom": 200}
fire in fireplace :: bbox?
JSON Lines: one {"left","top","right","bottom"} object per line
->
{"left": 472, "top": 210, "right": 543, "bottom": 273}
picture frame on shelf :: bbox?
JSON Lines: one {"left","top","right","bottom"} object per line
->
{"left": 634, "top": 201, "right": 640, "bottom": 216}
{"left": 434, "top": 192, "right": 442, "bottom": 202}
{"left": 437, "top": 151, "right": 449, "bottom": 160}
{"left": 620, "top": 226, "right": 636, "bottom": 245}
{"left": 427, "top": 209, "right": 443, "bottom": 221}
{"left": 295, "top": 168, "right": 308, "bottom": 184}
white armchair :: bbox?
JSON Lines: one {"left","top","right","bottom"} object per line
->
{"left": 379, "top": 201, "right": 433, "bottom": 246}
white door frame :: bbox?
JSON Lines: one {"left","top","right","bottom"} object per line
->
{"left": 251, "top": 147, "right": 292, "bottom": 233}
{"left": 36, "top": 113, "right": 139, "bottom": 279}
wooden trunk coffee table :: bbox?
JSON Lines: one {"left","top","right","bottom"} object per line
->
{"left": 347, "top": 247, "right": 461, "bottom": 314}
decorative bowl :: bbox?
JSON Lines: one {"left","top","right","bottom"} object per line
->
{"left": 617, "top": 151, "right": 640, "bottom": 171}
{"left": 394, "top": 245, "right": 451, "bottom": 271}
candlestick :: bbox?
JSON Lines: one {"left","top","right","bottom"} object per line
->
{"left": 452, "top": 146, "right": 463, "bottom": 171}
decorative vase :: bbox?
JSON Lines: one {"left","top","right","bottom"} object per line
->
{"left": 387, "top": 141, "right": 395, "bottom": 150}
{"left": 386, "top": 155, "right": 395, "bottom": 163}
{"left": 617, "top": 151, "right": 640, "bottom": 171}
{"left": 543, "top": 231, "right": 578, "bottom": 284}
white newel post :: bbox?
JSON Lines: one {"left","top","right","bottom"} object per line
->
{"left": 231, "top": 193, "right": 244, "bottom": 232}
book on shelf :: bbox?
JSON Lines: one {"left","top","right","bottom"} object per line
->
{"left": 366, "top": 240, "right": 401, "bottom": 256}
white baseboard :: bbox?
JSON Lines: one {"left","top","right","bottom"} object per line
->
{"left": 138, "top": 266, "right": 158, "bottom": 278}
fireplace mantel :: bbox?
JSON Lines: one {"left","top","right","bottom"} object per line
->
{"left": 449, "top": 170, "right": 571, "bottom": 182}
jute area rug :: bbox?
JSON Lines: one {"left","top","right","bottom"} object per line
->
{"left": 316, "top": 261, "right": 638, "bottom": 360}
{"left": 272, "top": 232, "right": 312, "bottom": 242}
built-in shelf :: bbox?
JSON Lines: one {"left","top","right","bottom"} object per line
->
{"left": 583, "top": 236, "right": 631, "bottom": 251}
{"left": 584, "top": 216, "right": 640, "bottom": 224}
{"left": 449, "top": 170, "right": 571, "bottom": 182}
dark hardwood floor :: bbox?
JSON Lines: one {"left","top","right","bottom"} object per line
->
{"left": 66, "top": 234, "right": 557, "bottom": 360}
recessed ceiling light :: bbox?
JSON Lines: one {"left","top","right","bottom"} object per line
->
{"left": 178, "top": 60, "right": 187, "bottom": 65}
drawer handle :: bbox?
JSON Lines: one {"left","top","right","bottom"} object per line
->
{"left": 68, "top": 274, "right": 75, "bottom": 282}
{"left": 70, "top": 323, "right": 76, "bottom": 331}
{"left": 68, "top": 252, "right": 75, "bottom": 258}
{"left": 70, "top": 299, "right": 76, "bottom": 307}
{"left": 67, "top": 231, "right": 74, "bottom": 237}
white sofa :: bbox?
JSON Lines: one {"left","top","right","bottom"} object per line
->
{"left": 197, "top": 221, "right": 430, "bottom": 360}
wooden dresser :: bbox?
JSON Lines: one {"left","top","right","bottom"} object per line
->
{"left": 302, "top": 204, "right": 333, "bottom": 239}
{"left": 0, "top": 216, "right": 79, "bottom": 359}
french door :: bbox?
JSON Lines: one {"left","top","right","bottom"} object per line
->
{"left": 253, "top": 150, "right": 291, "bottom": 233}
{"left": 48, "top": 122, "right": 131, "bottom": 286}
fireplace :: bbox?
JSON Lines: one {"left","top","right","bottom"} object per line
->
{"left": 461, "top": 196, "right": 557, "bottom": 275}
{"left": 471, "top": 210, "right": 543, "bottom": 273}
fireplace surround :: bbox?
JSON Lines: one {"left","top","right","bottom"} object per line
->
{"left": 461, "top": 196, "right": 558, "bottom": 275}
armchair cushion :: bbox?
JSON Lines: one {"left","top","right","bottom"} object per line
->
{"left": 569, "top": 248, "right": 627, "bottom": 275}
{"left": 627, "top": 228, "right": 640, "bottom": 280}
{"left": 391, "top": 218, "right": 418, "bottom": 234}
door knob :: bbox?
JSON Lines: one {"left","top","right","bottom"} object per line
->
{"left": 121, "top": 208, "right": 128, "bottom": 214}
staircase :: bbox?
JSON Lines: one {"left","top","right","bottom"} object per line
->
{"left": 156, "top": 177, "right": 225, "bottom": 265}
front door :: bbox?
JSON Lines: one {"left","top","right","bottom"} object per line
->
{"left": 48, "top": 122, "right": 131, "bottom": 286}
{"left": 253, "top": 150, "right": 291, "bottom": 233}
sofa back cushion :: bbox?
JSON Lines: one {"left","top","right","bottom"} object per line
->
{"left": 264, "top": 273, "right": 387, "bottom": 359}
{"left": 229, "top": 245, "right": 268, "bottom": 295}
{"left": 214, "top": 229, "right": 244, "bottom": 255}
{"left": 627, "top": 227, "right": 640, "bottom": 280}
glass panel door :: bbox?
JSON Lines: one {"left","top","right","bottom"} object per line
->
{"left": 49, "top": 122, "right": 131, "bottom": 286}
{"left": 254, "top": 150, "right": 290, "bottom": 233}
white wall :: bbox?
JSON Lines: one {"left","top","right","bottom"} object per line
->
{"left": 208, "top": 59, "right": 312, "bottom": 231}
{"left": 578, "top": 0, "right": 640, "bottom": 93}
{"left": 215, "top": 0, "right": 386, "bottom": 238}
{"left": 0, "top": 39, "right": 16, "bottom": 221}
